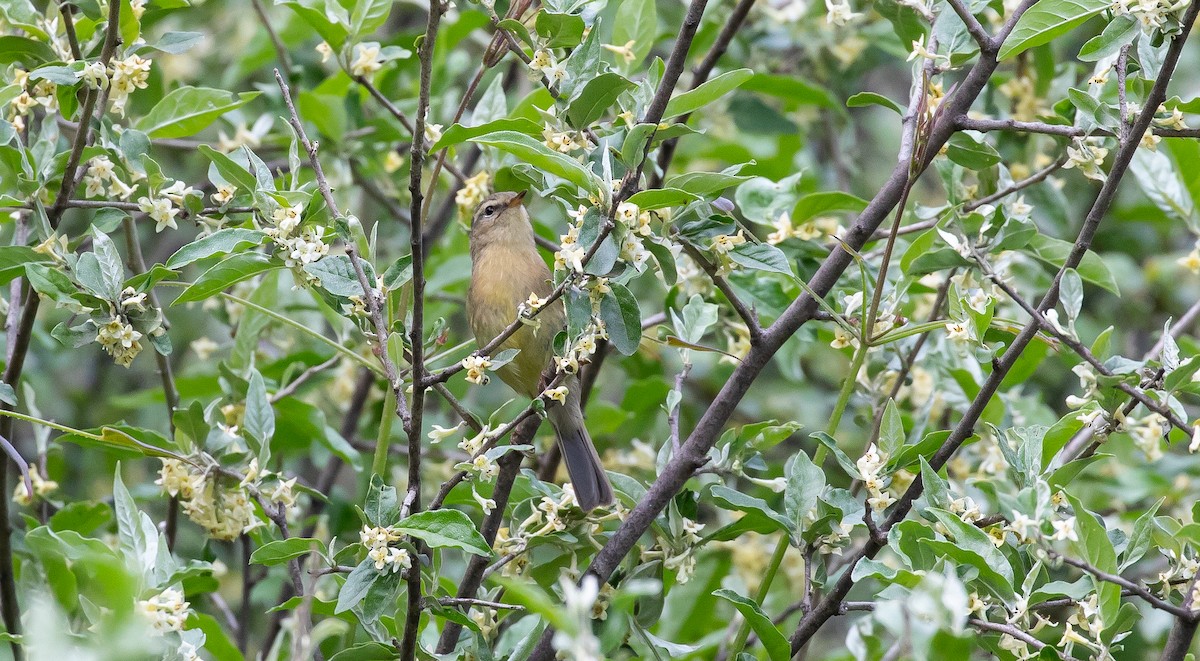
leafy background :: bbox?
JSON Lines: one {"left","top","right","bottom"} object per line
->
{"left": 2, "top": 0, "right": 1200, "bottom": 658}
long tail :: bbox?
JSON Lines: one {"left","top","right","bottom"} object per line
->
{"left": 545, "top": 377, "right": 613, "bottom": 511}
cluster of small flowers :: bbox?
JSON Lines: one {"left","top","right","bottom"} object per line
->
{"left": 766, "top": 212, "right": 843, "bottom": 245}
{"left": 1154, "top": 548, "right": 1200, "bottom": 596}
{"left": 997, "top": 74, "right": 1045, "bottom": 122}
{"left": 542, "top": 122, "right": 593, "bottom": 154}
{"left": 360, "top": 525, "right": 412, "bottom": 573}
{"left": 455, "top": 171, "right": 491, "bottom": 216}
{"left": 265, "top": 203, "right": 330, "bottom": 269}
{"left": 12, "top": 469, "right": 58, "bottom": 506}
{"left": 645, "top": 517, "right": 704, "bottom": 583}
{"left": 95, "top": 315, "right": 144, "bottom": 367}
{"left": 708, "top": 229, "right": 748, "bottom": 275}
{"left": 156, "top": 458, "right": 291, "bottom": 541}
{"left": 1112, "top": 0, "right": 1191, "bottom": 34}
{"left": 515, "top": 485, "right": 582, "bottom": 539}
{"left": 278, "top": 227, "right": 331, "bottom": 268}
{"left": 138, "top": 588, "right": 191, "bottom": 633}
{"left": 138, "top": 181, "right": 197, "bottom": 233}
{"left": 83, "top": 155, "right": 137, "bottom": 200}
{"left": 5, "top": 68, "right": 59, "bottom": 132}
{"left": 109, "top": 53, "right": 153, "bottom": 116}
{"left": 458, "top": 426, "right": 499, "bottom": 479}
{"left": 1126, "top": 412, "right": 1166, "bottom": 461}
{"left": 555, "top": 211, "right": 588, "bottom": 273}
{"left": 554, "top": 319, "right": 606, "bottom": 375}
{"left": 528, "top": 48, "right": 567, "bottom": 86}
{"left": 461, "top": 354, "right": 493, "bottom": 385}
{"left": 551, "top": 575, "right": 603, "bottom": 661}
{"left": 857, "top": 443, "right": 895, "bottom": 512}
{"left": 1063, "top": 137, "right": 1110, "bottom": 182}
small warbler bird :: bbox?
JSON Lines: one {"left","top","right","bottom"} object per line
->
{"left": 467, "top": 191, "right": 614, "bottom": 511}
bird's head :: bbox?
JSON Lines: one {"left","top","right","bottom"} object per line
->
{"left": 470, "top": 190, "right": 532, "bottom": 251}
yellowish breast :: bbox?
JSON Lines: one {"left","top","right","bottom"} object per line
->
{"left": 467, "top": 243, "right": 563, "bottom": 398}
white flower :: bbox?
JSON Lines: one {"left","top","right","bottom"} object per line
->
{"left": 271, "top": 203, "right": 304, "bottom": 237}
{"left": 138, "top": 196, "right": 179, "bottom": 232}
{"left": 316, "top": 42, "right": 333, "bottom": 63}
{"left": 161, "top": 180, "right": 197, "bottom": 205}
{"left": 79, "top": 61, "right": 109, "bottom": 89}
{"left": 555, "top": 244, "right": 587, "bottom": 273}
{"left": 1050, "top": 516, "right": 1078, "bottom": 542}
{"left": 825, "top": 0, "right": 863, "bottom": 25}
{"left": 945, "top": 321, "right": 972, "bottom": 342}
{"left": 350, "top": 43, "right": 384, "bottom": 78}
{"left": 1178, "top": 248, "right": 1200, "bottom": 274}
{"left": 462, "top": 355, "right": 493, "bottom": 385}
{"left": 907, "top": 34, "right": 940, "bottom": 62}
{"left": 602, "top": 40, "right": 637, "bottom": 64}
{"left": 424, "top": 122, "right": 443, "bottom": 146}
{"left": 615, "top": 201, "right": 640, "bottom": 225}
{"left": 428, "top": 424, "right": 463, "bottom": 443}
{"left": 138, "top": 588, "right": 191, "bottom": 633}
{"left": 544, "top": 386, "right": 569, "bottom": 404}
{"left": 710, "top": 230, "right": 746, "bottom": 255}
{"left": 211, "top": 184, "right": 237, "bottom": 205}
{"left": 1063, "top": 137, "right": 1109, "bottom": 182}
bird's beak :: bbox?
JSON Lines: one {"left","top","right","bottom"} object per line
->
{"left": 507, "top": 190, "right": 527, "bottom": 207}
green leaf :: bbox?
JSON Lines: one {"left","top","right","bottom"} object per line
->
{"left": 350, "top": 0, "right": 391, "bottom": 37}
{"left": 712, "top": 589, "right": 791, "bottom": 661}
{"left": 663, "top": 69, "right": 754, "bottom": 119}
{"left": 567, "top": 72, "right": 635, "bottom": 128}
{"left": 135, "top": 87, "right": 261, "bottom": 139}
{"left": 999, "top": 0, "right": 1109, "bottom": 60}
{"left": 365, "top": 475, "right": 400, "bottom": 527}
{"left": 612, "top": 0, "right": 657, "bottom": 65}
{"left": 846, "top": 92, "right": 903, "bottom": 114}
{"left": 665, "top": 165, "right": 753, "bottom": 197}
{"left": 91, "top": 228, "right": 125, "bottom": 302}
{"left": 946, "top": 133, "right": 1002, "bottom": 170}
{"left": 626, "top": 188, "right": 699, "bottom": 210}
{"left": 138, "top": 31, "right": 205, "bottom": 55}
{"left": 600, "top": 283, "right": 642, "bottom": 355}
{"left": 878, "top": 399, "right": 905, "bottom": 457}
{"left": 924, "top": 508, "right": 1016, "bottom": 601}
{"left": 305, "top": 255, "right": 375, "bottom": 298}
{"left": 729, "top": 243, "right": 793, "bottom": 275}
{"left": 335, "top": 560, "right": 381, "bottom": 614}
{"left": 250, "top": 538, "right": 323, "bottom": 565}
{"left": 791, "top": 191, "right": 869, "bottom": 223}
{"left": 165, "top": 229, "right": 270, "bottom": 269}
{"left": 394, "top": 509, "right": 491, "bottom": 556}
{"left": 199, "top": 144, "right": 259, "bottom": 192}
{"left": 112, "top": 468, "right": 157, "bottom": 577}
{"left": 172, "top": 253, "right": 279, "bottom": 305}
{"left": 0, "top": 36, "right": 56, "bottom": 66}
{"left": 741, "top": 74, "right": 839, "bottom": 110}
{"left": 279, "top": 0, "right": 350, "bottom": 50}
{"left": 28, "top": 65, "right": 80, "bottom": 85}
{"left": 1078, "top": 15, "right": 1138, "bottom": 61}
{"left": 535, "top": 11, "right": 585, "bottom": 48}
{"left": 784, "top": 452, "right": 824, "bottom": 535}
{"left": 0, "top": 246, "right": 50, "bottom": 285}
{"left": 430, "top": 118, "right": 543, "bottom": 152}
{"left": 1065, "top": 494, "right": 1116, "bottom": 572}
{"left": 709, "top": 485, "right": 792, "bottom": 535}
{"left": 1025, "top": 234, "right": 1119, "bottom": 294}
{"left": 471, "top": 130, "right": 599, "bottom": 193}
{"left": 243, "top": 370, "right": 275, "bottom": 454}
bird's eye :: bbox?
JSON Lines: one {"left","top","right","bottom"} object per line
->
{"left": 484, "top": 205, "right": 497, "bottom": 216}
